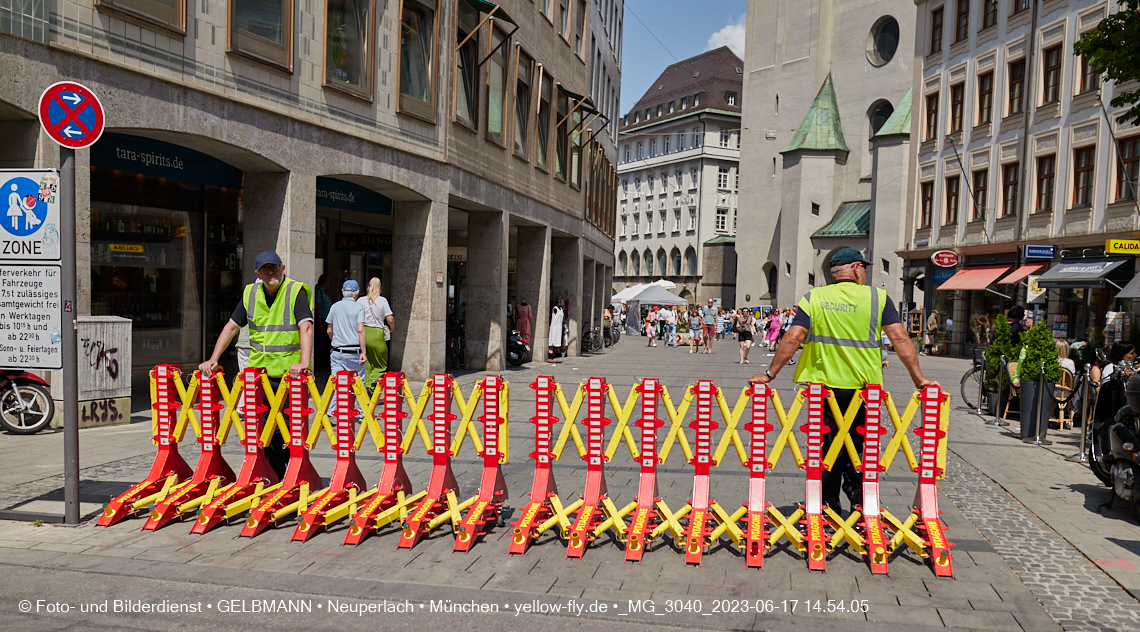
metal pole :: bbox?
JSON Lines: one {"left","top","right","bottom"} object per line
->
{"left": 1066, "top": 362, "right": 1093, "bottom": 462}
{"left": 1032, "top": 360, "right": 1051, "bottom": 445}
{"left": 975, "top": 348, "right": 986, "bottom": 416}
{"left": 61, "top": 146, "right": 79, "bottom": 525}
{"left": 991, "top": 355, "right": 1010, "bottom": 426}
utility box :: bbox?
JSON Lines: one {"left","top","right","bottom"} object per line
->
{"left": 76, "top": 316, "right": 132, "bottom": 428}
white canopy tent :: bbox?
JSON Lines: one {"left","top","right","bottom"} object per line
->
{"left": 624, "top": 285, "right": 688, "bottom": 335}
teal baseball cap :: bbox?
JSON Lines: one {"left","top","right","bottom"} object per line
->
{"left": 830, "top": 247, "right": 873, "bottom": 267}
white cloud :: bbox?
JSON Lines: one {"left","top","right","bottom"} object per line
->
{"left": 707, "top": 14, "right": 746, "bottom": 58}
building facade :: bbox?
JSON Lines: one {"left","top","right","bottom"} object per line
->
{"left": 736, "top": 1, "right": 917, "bottom": 308}
{"left": 612, "top": 47, "right": 743, "bottom": 306}
{"left": 0, "top": 0, "right": 617, "bottom": 388}
{"left": 902, "top": 0, "right": 1140, "bottom": 356}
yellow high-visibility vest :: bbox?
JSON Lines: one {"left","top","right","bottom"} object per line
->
{"left": 792, "top": 282, "right": 887, "bottom": 389}
{"left": 243, "top": 278, "right": 311, "bottom": 378}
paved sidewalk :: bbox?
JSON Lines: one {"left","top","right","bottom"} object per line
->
{"left": 0, "top": 339, "right": 1138, "bottom": 631}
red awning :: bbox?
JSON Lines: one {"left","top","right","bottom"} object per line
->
{"left": 937, "top": 265, "right": 1011, "bottom": 290}
{"left": 997, "top": 264, "right": 1044, "bottom": 285}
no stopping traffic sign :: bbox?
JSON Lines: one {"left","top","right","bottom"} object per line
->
{"left": 38, "top": 81, "right": 105, "bottom": 149}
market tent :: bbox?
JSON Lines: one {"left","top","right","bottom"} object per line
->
{"left": 612, "top": 283, "right": 648, "bottom": 303}
{"left": 625, "top": 285, "right": 688, "bottom": 334}
{"left": 651, "top": 278, "right": 677, "bottom": 289}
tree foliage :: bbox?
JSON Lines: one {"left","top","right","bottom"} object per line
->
{"left": 985, "top": 316, "right": 1020, "bottom": 392}
{"left": 1073, "top": 1, "right": 1140, "bottom": 127}
{"left": 1020, "top": 322, "right": 1064, "bottom": 384}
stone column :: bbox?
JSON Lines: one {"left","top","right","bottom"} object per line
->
{"left": 390, "top": 199, "right": 448, "bottom": 381}
{"left": 515, "top": 225, "right": 551, "bottom": 362}
{"left": 550, "top": 236, "right": 582, "bottom": 357}
{"left": 582, "top": 259, "right": 596, "bottom": 342}
{"left": 594, "top": 261, "right": 606, "bottom": 335}
{"left": 242, "top": 171, "right": 316, "bottom": 288}
{"left": 465, "top": 210, "right": 508, "bottom": 370}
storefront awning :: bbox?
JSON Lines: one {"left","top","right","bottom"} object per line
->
{"left": 997, "top": 264, "right": 1044, "bottom": 285}
{"left": 1035, "top": 258, "right": 1130, "bottom": 289}
{"left": 937, "top": 265, "right": 1011, "bottom": 290}
{"left": 1118, "top": 273, "right": 1140, "bottom": 299}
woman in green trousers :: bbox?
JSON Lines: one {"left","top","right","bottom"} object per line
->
{"left": 357, "top": 277, "right": 395, "bottom": 387}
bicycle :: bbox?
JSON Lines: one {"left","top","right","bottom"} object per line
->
{"left": 582, "top": 327, "right": 603, "bottom": 353}
{"left": 959, "top": 346, "right": 989, "bottom": 412}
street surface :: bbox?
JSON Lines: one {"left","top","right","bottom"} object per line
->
{"left": 1, "top": 336, "right": 1139, "bottom": 631}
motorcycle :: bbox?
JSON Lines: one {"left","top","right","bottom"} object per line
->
{"left": 1088, "top": 362, "right": 1140, "bottom": 518}
{"left": 0, "top": 370, "right": 55, "bottom": 434}
{"left": 506, "top": 329, "right": 530, "bottom": 367}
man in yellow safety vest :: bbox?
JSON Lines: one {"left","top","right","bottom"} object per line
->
{"left": 199, "top": 251, "right": 314, "bottom": 477}
{"left": 750, "top": 248, "right": 938, "bottom": 512}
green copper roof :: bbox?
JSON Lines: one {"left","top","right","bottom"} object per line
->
{"left": 811, "top": 200, "right": 871, "bottom": 239}
{"left": 781, "top": 74, "right": 849, "bottom": 154}
{"left": 704, "top": 235, "right": 736, "bottom": 245}
{"left": 872, "top": 88, "right": 912, "bottom": 138}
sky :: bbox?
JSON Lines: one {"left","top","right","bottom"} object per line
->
{"left": 619, "top": 0, "right": 747, "bottom": 114}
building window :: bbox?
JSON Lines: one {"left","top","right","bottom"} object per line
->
{"left": 486, "top": 29, "right": 508, "bottom": 143}
{"left": 1080, "top": 56, "right": 1100, "bottom": 94}
{"left": 1013, "top": 0, "right": 1030, "bottom": 14}
{"left": 619, "top": 216, "right": 626, "bottom": 237}
{"left": 647, "top": 174, "right": 654, "bottom": 194}
{"left": 643, "top": 250, "right": 653, "bottom": 274}
{"left": 716, "top": 208, "right": 728, "bottom": 232}
{"left": 619, "top": 250, "right": 627, "bottom": 274}
{"left": 663, "top": 137, "right": 670, "bottom": 154}
{"left": 630, "top": 250, "right": 640, "bottom": 275}
{"left": 1035, "top": 155, "right": 1055, "bottom": 212}
{"left": 1042, "top": 45, "right": 1062, "bottom": 104}
{"left": 1074, "top": 146, "right": 1095, "bottom": 207}
{"left": 982, "top": 0, "right": 998, "bottom": 29}
{"left": 621, "top": 179, "right": 628, "bottom": 194}
{"left": 230, "top": 0, "right": 295, "bottom": 70}
{"left": 636, "top": 141, "right": 643, "bottom": 158}
{"left": 972, "top": 170, "right": 988, "bottom": 221}
{"left": 978, "top": 72, "right": 993, "bottom": 125}
{"left": 513, "top": 50, "right": 533, "bottom": 158}
{"left": 869, "top": 101, "right": 895, "bottom": 135}
{"left": 720, "top": 130, "right": 731, "bottom": 147}
{"left": 1119, "top": 137, "right": 1139, "bottom": 201}
{"left": 925, "top": 92, "right": 939, "bottom": 141}
{"left": 694, "top": 127, "right": 702, "bottom": 146}
{"left": 558, "top": 0, "right": 568, "bottom": 38}
{"left": 673, "top": 209, "right": 681, "bottom": 232}
{"left": 645, "top": 214, "right": 653, "bottom": 236}
{"left": 650, "top": 139, "right": 657, "bottom": 157}
{"left": 574, "top": 0, "right": 586, "bottom": 56}
{"left": 920, "top": 181, "right": 934, "bottom": 227}
{"left": 726, "top": 91, "right": 737, "bottom": 106}
{"left": 945, "top": 176, "right": 960, "bottom": 224}
{"left": 675, "top": 170, "right": 683, "bottom": 191}
{"left": 678, "top": 133, "right": 686, "bottom": 151}
{"left": 397, "top": 0, "right": 439, "bottom": 121}
{"left": 685, "top": 248, "right": 697, "bottom": 275}
{"left": 950, "top": 83, "right": 964, "bottom": 133}
{"left": 1002, "top": 163, "right": 1019, "bottom": 216}
{"left": 535, "top": 73, "right": 551, "bottom": 168}
{"left": 668, "top": 100, "right": 675, "bottom": 113}
{"left": 1008, "top": 60, "right": 1025, "bottom": 115}
{"left": 658, "top": 214, "right": 666, "bottom": 234}
{"left": 733, "top": 209, "right": 737, "bottom": 232}
{"left": 680, "top": 97, "right": 688, "bottom": 110}
{"left": 632, "top": 213, "right": 639, "bottom": 233}
{"left": 688, "top": 208, "right": 696, "bottom": 230}
{"left": 671, "top": 248, "right": 681, "bottom": 275}
{"left": 718, "top": 167, "right": 729, "bottom": 189}
{"left": 811, "top": 202, "right": 820, "bottom": 216}
{"left": 808, "top": 273, "right": 816, "bottom": 287}
{"left": 623, "top": 145, "right": 630, "bottom": 162}
{"left": 102, "top": 0, "right": 186, "bottom": 32}
{"left": 868, "top": 16, "right": 900, "bottom": 66}
{"left": 694, "top": 93, "right": 701, "bottom": 106}
{"left": 930, "top": 7, "right": 943, "bottom": 55}
{"left": 554, "top": 90, "right": 567, "bottom": 178}
{"left": 451, "top": 1, "right": 479, "bottom": 123}
{"left": 690, "top": 167, "right": 698, "bottom": 188}
{"left": 955, "top": 0, "right": 969, "bottom": 43}
{"left": 570, "top": 108, "right": 582, "bottom": 186}
{"left": 325, "top": 0, "right": 375, "bottom": 97}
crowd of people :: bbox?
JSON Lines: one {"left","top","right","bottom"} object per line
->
{"left": 636, "top": 301, "right": 801, "bottom": 365}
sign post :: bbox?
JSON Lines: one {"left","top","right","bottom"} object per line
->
{"left": 35, "top": 81, "right": 105, "bottom": 525}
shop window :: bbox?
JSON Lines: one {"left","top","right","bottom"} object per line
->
{"left": 554, "top": 90, "right": 567, "bottom": 179}
{"left": 1074, "top": 146, "right": 1095, "bottom": 207}
{"left": 513, "top": 49, "right": 533, "bottom": 158}
{"left": 972, "top": 170, "right": 988, "bottom": 220}
{"left": 945, "top": 175, "right": 960, "bottom": 225}
{"left": 1042, "top": 45, "right": 1062, "bottom": 105}
{"left": 1002, "top": 163, "right": 1019, "bottom": 216}
{"left": 1008, "top": 60, "right": 1025, "bottom": 115}
{"left": 1080, "top": 56, "right": 1100, "bottom": 94}
{"left": 96, "top": 0, "right": 185, "bottom": 34}
{"left": 954, "top": 0, "right": 969, "bottom": 43}
{"left": 977, "top": 72, "right": 993, "bottom": 125}
{"left": 1036, "top": 155, "right": 1055, "bottom": 212}
{"left": 486, "top": 28, "right": 507, "bottom": 144}
{"left": 535, "top": 73, "right": 552, "bottom": 169}
{"left": 929, "top": 7, "right": 943, "bottom": 55}
{"left": 925, "top": 92, "right": 939, "bottom": 141}
{"left": 950, "top": 83, "right": 964, "bottom": 133}
{"left": 325, "top": 0, "right": 375, "bottom": 98}
{"left": 453, "top": 0, "right": 479, "bottom": 125}
{"left": 920, "top": 181, "right": 934, "bottom": 227}
{"left": 398, "top": 0, "right": 439, "bottom": 122}
{"left": 1119, "top": 137, "right": 1139, "bottom": 201}
{"left": 230, "top": 0, "right": 295, "bottom": 70}
{"left": 982, "top": 0, "right": 997, "bottom": 29}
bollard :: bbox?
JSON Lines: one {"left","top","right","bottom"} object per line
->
{"left": 399, "top": 374, "right": 460, "bottom": 549}
{"left": 743, "top": 383, "right": 774, "bottom": 568}
{"left": 510, "top": 376, "right": 566, "bottom": 555}
{"left": 625, "top": 378, "right": 665, "bottom": 562}
{"left": 683, "top": 380, "right": 720, "bottom": 565}
{"left": 1066, "top": 363, "right": 1094, "bottom": 463}
{"left": 913, "top": 386, "right": 954, "bottom": 577}
{"left": 455, "top": 375, "right": 509, "bottom": 551}
{"left": 858, "top": 384, "right": 890, "bottom": 575}
{"left": 565, "top": 377, "right": 613, "bottom": 558}
{"left": 801, "top": 383, "right": 829, "bottom": 571}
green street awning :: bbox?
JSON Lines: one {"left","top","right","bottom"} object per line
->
{"left": 811, "top": 200, "right": 871, "bottom": 239}
{"left": 1035, "top": 258, "right": 1130, "bottom": 289}
{"left": 468, "top": 0, "right": 516, "bottom": 24}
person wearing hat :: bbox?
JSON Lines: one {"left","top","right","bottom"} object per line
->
{"left": 199, "top": 251, "right": 314, "bottom": 478}
{"left": 749, "top": 247, "right": 937, "bottom": 513}
{"left": 327, "top": 280, "right": 367, "bottom": 378}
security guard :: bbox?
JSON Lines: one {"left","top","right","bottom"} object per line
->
{"left": 750, "top": 248, "right": 937, "bottom": 512}
{"left": 199, "top": 251, "right": 314, "bottom": 477}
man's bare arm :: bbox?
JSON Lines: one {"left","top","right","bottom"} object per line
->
{"left": 749, "top": 325, "right": 807, "bottom": 384}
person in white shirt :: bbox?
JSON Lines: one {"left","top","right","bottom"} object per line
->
{"left": 357, "top": 277, "right": 395, "bottom": 387}
{"left": 662, "top": 305, "right": 678, "bottom": 347}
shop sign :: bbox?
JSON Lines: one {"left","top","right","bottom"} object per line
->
{"left": 1024, "top": 245, "right": 1055, "bottom": 259}
{"left": 1026, "top": 275, "right": 1046, "bottom": 303}
{"left": 315, "top": 177, "right": 392, "bottom": 215}
{"left": 931, "top": 250, "right": 959, "bottom": 267}
{"left": 447, "top": 247, "right": 467, "bottom": 262}
{"left": 91, "top": 133, "right": 244, "bottom": 189}
{"left": 334, "top": 233, "right": 392, "bottom": 252}
{"left": 1106, "top": 239, "right": 1140, "bottom": 255}
{"left": 931, "top": 268, "right": 955, "bottom": 286}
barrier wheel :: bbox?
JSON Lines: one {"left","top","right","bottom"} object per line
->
{"left": 0, "top": 381, "right": 55, "bottom": 434}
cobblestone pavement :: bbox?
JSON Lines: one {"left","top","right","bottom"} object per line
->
{"left": 0, "top": 339, "right": 1137, "bottom": 630}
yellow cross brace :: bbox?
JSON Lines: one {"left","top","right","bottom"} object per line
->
{"left": 258, "top": 375, "right": 291, "bottom": 446}
{"left": 604, "top": 384, "right": 641, "bottom": 461}
{"left": 881, "top": 392, "right": 920, "bottom": 473}
{"left": 648, "top": 501, "right": 689, "bottom": 543}
{"left": 658, "top": 385, "right": 694, "bottom": 463}
{"left": 171, "top": 372, "right": 200, "bottom": 442}
{"left": 766, "top": 389, "right": 805, "bottom": 469}
{"left": 766, "top": 505, "right": 805, "bottom": 550}
{"left": 345, "top": 376, "right": 384, "bottom": 451}
{"left": 400, "top": 380, "right": 435, "bottom": 454}
{"left": 708, "top": 502, "right": 746, "bottom": 546}
{"left": 712, "top": 387, "right": 750, "bottom": 466}
{"left": 552, "top": 383, "right": 586, "bottom": 459}
{"left": 821, "top": 391, "right": 864, "bottom": 472}
{"left": 592, "top": 499, "right": 637, "bottom": 539}
{"left": 824, "top": 506, "right": 865, "bottom": 553}
{"left": 214, "top": 374, "right": 244, "bottom": 444}
{"left": 534, "top": 496, "right": 581, "bottom": 537}
{"left": 450, "top": 382, "right": 485, "bottom": 457}
{"left": 882, "top": 509, "right": 925, "bottom": 555}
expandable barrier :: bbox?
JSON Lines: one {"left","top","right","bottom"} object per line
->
{"left": 104, "top": 367, "right": 952, "bottom": 576}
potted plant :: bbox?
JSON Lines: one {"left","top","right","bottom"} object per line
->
{"left": 1014, "top": 321, "right": 1063, "bottom": 442}
{"left": 984, "top": 316, "right": 1019, "bottom": 414}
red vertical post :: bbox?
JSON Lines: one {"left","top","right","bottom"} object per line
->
{"left": 684, "top": 380, "right": 718, "bottom": 565}
{"left": 510, "top": 375, "right": 560, "bottom": 555}
{"left": 144, "top": 370, "right": 236, "bottom": 530}
{"left": 98, "top": 364, "right": 192, "bottom": 526}
{"left": 859, "top": 384, "right": 890, "bottom": 574}
{"left": 743, "top": 382, "right": 774, "bottom": 568}
{"left": 566, "top": 377, "right": 610, "bottom": 558}
{"left": 626, "top": 377, "right": 664, "bottom": 562}
{"left": 399, "top": 374, "right": 458, "bottom": 548}
{"left": 801, "top": 383, "right": 828, "bottom": 571}
{"left": 455, "top": 375, "right": 509, "bottom": 551}
{"left": 345, "top": 371, "right": 414, "bottom": 545}
{"left": 914, "top": 385, "right": 954, "bottom": 577}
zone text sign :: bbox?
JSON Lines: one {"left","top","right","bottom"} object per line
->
{"left": 1, "top": 169, "right": 62, "bottom": 261}
{"left": 0, "top": 264, "right": 63, "bottom": 369}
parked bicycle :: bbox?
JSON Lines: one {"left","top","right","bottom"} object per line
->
{"left": 582, "top": 326, "right": 603, "bottom": 353}
{"left": 959, "top": 346, "right": 989, "bottom": 411}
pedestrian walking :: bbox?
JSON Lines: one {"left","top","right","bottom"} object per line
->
{"left": 358, "top": 277, "right": 395, "bottom": 388}
{"left": 701, "top": 299, "right": 717, "bottom": 354}
{"left": 663, "top": 304, "right": 678, "bottom": 347}
{"left": 736, "top": 308, "right": 756, "bottom": 364}
{"left": 326, "top": 280, "right": 366, "bottom": 415}
{"left": 750, "top": 248, "right": 937, "bottom": 513}
{"left": 645, "top": 306, "right": 659, "bottom": 347}
{"left": 765, "top": 310, "right": 781, "bottom": 353}
{"left": 688, "top": 308, "right": 702, "bottom": 353}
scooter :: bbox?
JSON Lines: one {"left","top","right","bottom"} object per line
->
{"left": 506, "top": 329, "right": 530, "bottom": 367}
{"left": 0, "top": 370, "right": 55, "bottom": 434}
{"left": 1089, "top": 366, "right": 1140, "bottom": 519}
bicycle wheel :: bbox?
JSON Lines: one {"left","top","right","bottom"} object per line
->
{"left": 960, "top": 367, "right": 983, "bottom": 411}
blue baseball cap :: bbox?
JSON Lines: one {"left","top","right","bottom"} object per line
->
{"left": 253, "top": 251, "right": 282, "bottom": 270}
{"left": 342, "top": 280, "right": 360, "bottom": 292}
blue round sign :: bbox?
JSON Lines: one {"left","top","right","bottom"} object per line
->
{"left": 3, "top": 176, "right": 49, "bottom": 237}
